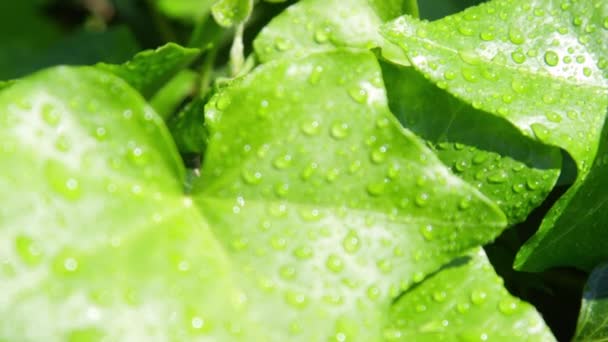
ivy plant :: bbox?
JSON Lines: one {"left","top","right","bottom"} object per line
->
{"left": 1, "top": 0, "right": 608, "bottom": 340}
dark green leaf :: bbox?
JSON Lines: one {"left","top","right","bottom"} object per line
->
{"left": 382, "top": 0, "right": 608, "bottom": 173}
{"left": 573, "top": 263, "right": 608, "bottom": 341}
{"left": 381, "top": 62, "right": 561, "bottom": 224}
{"left": 97, "top": 43, "right": 200, "bottom": 99}
{"left": 167, "top": 97, "right": 208, "bottom": 154}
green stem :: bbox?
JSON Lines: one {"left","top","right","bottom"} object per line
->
{"left": 144, "top": 0, "right": 177, "bottom": 43}
{"left": 404, "top": 0, "right": 420, "bottom": 18}
{"left": 229, "top": 23, "right": 245, "bottom": 77}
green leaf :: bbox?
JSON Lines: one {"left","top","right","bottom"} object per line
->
{"left": 0, "top": 66, "right": 249, "bottom": 340}
{"left": 211, "top": 0, "right": 253, "bottom": 27}
{"left": 97, "top": 43, "right": 200, "bottom": 99}
{"left": 150, "top": 69, "right": 198, "bottom": 120}
{"left": 381, "top": 61, "right": 561, "bottom": 224}
{"left": 386, "top": 248, "right": 556, "bottom": 341}
{"left": 253, "top": 0, "right": 413, "bottom": 63}
{"left": 167, "top": 97, "right": 208, "bottom": 154}
{"left": 381, "top": 0, "right": 608, "bottom": 173}
{"left": 0, "top": 50, "right": 508, "bottom": 339}
{"left": 573, "top": 262, "right": 608, "bottom": 341}
{"left": 192, "top": 50, "right": 506, "bottom": 338}
{"left": 155, "top": 0, "right": 214, "bottom": 22}
{"left": 514, "top": 114, "right": 608, "bottom": 271}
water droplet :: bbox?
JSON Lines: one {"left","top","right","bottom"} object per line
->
{"left": 457, "top": 302, "right": 470, "bottom": 313}
{"left": 326, "top": 254, "right": 344, "bottom": 273}
{"left": 274, "top": 182, "right": 290, "bottom": 197}
{"left": 545, "top": 111, "right": 562, "bottom": 123}
{"left": 531, "top": 123, "right": 550, "bottom": 141}
{"left": 41, "top": 104, "right": 60, "bottom": 126}
{"left": 511, "top": 51, "right": 526, "bottom": 64}
{"left": 498, "top": 298, "right": 518, "bottom": 315}
{"left": 508, "top": 28, "right": 525, "bottom": 44}
{"left": 314, "top": 28, "right": 329, "bottom": 43}
{"left": 309, "top": 65, "right": 324, "bottom": 85}
{"left": 487, "top": 170, "right": 508, "bottom": 183}
{"left": 216, "top": 94, "right": 231, "bottom": 110}
{"left": 300, "top": 162, "right": 318, "bottom": 180}
{"left": 444, "top": 70, "right": 456, "bottom": 80}
{"left": 279, "top": 265, "right": 295, "bottom": 279}
{"left": 433, "top": 291, "right": 447, "bottom": 302}
{"left": 348, "top": 86, "right": 368, "bottom": 103}
{"left": 367, "top": 180, "right": 387, "bottom": 196}
{"left": 273, "top": 154, "right": 293, "bottom": 170}
{"left": 377, "top": 259, "right": 393, "bottom": 273}
{"left": 472, "top": 153, "right": 488, "bottom": 165}
{"left": 44, "top": 160, "right": 82, "bottom": 201}
{"left": 342, "top": 230, "right": 360, "bottom": 254}
{"left": 330, "top": 121, "right": 350, "bottom": 139}
{"left": 241, "top": 168, "right": 263, "bottom": 185}
{"left": 415, "top": 193, "right": 429, "bottom": 207}
{"left": 480, "top": 31, "right": 495, "bottom": 41}
{"left": 603, "top": 17, "right": 608, "bottom": 30}
{"left": 370, "top": 145, "right": 388, "bottom": 164}
{"left": 293, "top": 246, "right": 313, "bottom": 260}
{"left": 15, "top": 235, "right": 42, "bottom": 266}
{"left": 274, "top": 37, "right": 292, "bottom": 51}
{"left": 470, "top": 289, "right": 487, "bottom": 305}
{"left": 94, "top": 127, "right": 107, "bottom": 141}
{"left": 367, "top": 285, "right": 381, "bottom": 300}
{"left": 300, "top": 120, "right": 320, "bottom": 136}
{"left": 420, "top": 224, "right": 434, "bottom": 241}
{"left": 285, "top": 290, "right": 308, "bottom": 309}
{"left": 544, "top": 51, "right": 559, "bottom": 66}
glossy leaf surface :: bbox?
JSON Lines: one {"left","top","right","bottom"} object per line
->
{"left": 97, "top": 43, "right": 200, "bottom": 99}
{"left": 192, "top": 50, "right": 507, "bottom": 339}
{"left": 381, "top": 62, "right": 561, "bottom": 224}
{"left": 387, "top": 248, "right": 555, "bottom": 341}
{"left": 0, "top": 51, "right": 510, "bottom": 340}
{"left": 254, "top": 0, "right": 412, "bottom": 62}
{"left": 211, "top": 0, "right": 253, "bottom": 27}
{"left": 382, "top": 0, "right": 608, "bottom": 172}
{"left": 573, "top": 262, "right": 608, "bottom": 341}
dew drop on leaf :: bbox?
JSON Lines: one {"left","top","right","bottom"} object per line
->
{"left": 544, "top": 51, "right": 559, "bottom": 66}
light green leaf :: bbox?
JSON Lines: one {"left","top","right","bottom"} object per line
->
{"left": 193, "top": 50, "right": 506, "bottom": 338}
{"left": 97, "top": 43, "right": 200, "bottom": 99}
{"left": 253, "top": 0, "right": 414, "bottom": 62}
{"left": 573, "top": 263, "right": 608, "bottom": 342}
{"left": 0, "top": 51, "right": 507, "bottom": 340}
{"left": 0, "top": 66, "right": 251, "bottom": 341}
{"left": 381, "top": 61, "right": 561, "bottom": 224}
{"left": 150, "top": 70, "right": 198, "bottom": 120}
{"left": 155, "top": 0, "right": 213, "bottom": 22}
{"left": 386, "top": 248, "right": 555, "bottom": 341}
{"left": 382, "top": 0, "right": 608, "bottom": 173}
{"left": 211, "top": 0, "right": 253, "bottom": 27}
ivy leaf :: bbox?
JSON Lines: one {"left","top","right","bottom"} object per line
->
{"left": 253, "top": 0, "right": 416, "bottom": 62}
{"left": 211, "top": 0, "right": 253, "bottom": 27}
{"left": 192, "top": 50, "right": 506, "bottom": 338}
{"left": 0, "top": 51, "right": 507, "bottom": 339}
{"left": 381, "top": 0, "right": 608, "bottom": 272}
{"left": 381, "top": 61, "right": 561, "bottom": 224}
{"left": 514, "top": 113, "right": 608, "bottom": 271}
{"left": 387, "top": 248, "right": 556, "bottom": 341}
{"left": 573, "top": 262, "right": 608, "bottom": 341}
{"left": 0, "top": 66, "right": 249, "bottom": 340}
{"left": 381, "top": 0, "right": 608, "bottom": 173}
{"left": 97, "top": 43, "right": 200, "bottom": 99}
